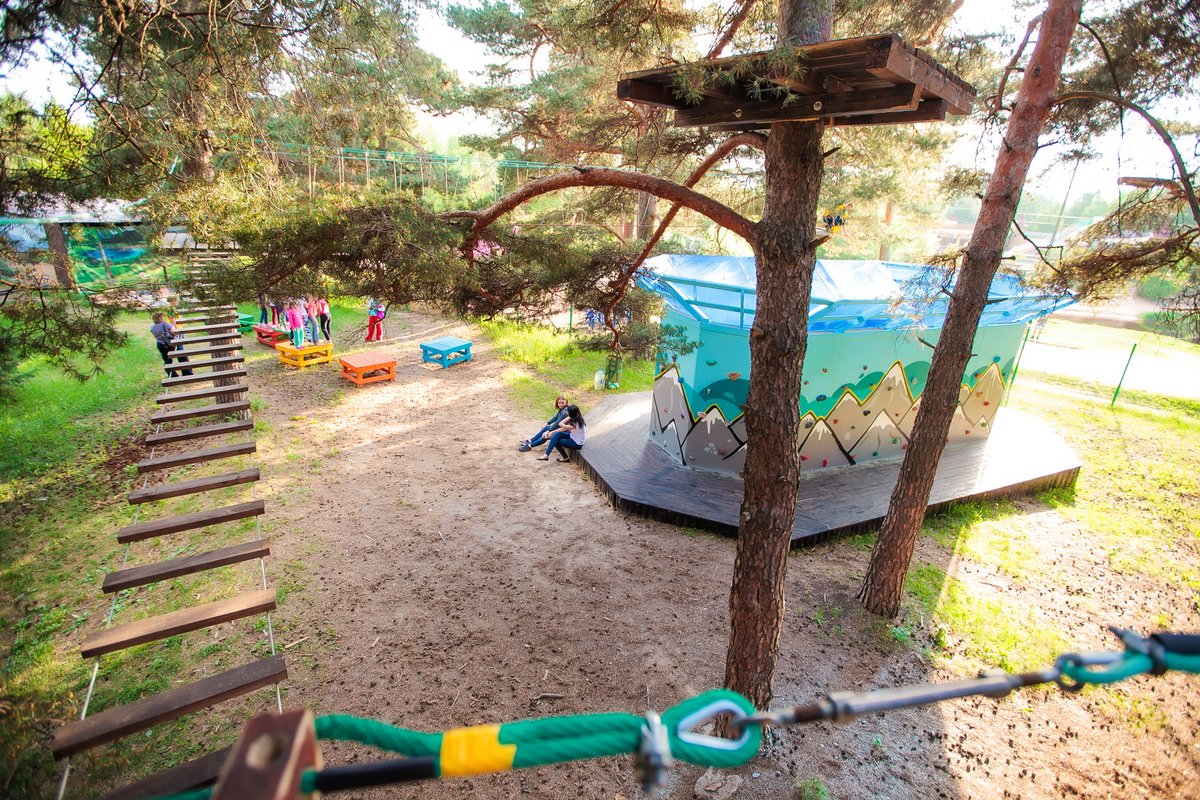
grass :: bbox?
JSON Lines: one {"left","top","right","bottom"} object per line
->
{"left": 1020, "top": 369, "right": 1200, "bottom": 416}
{"left": 479, "top": 320, "right": 655, "bottom": 414}
{"left": 1034, "top": 318, "right": 1200, "bottom": 358}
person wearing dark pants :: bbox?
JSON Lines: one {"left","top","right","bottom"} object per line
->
{"left": 151, "top": 312, "right": 192, "bottom": 376}
{"left": 537, "top": 405, "right": 586, "bottom": 462}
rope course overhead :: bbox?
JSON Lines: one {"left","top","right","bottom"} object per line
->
{"left": 155, "top": 627, "right": 1198, "bottom": 800}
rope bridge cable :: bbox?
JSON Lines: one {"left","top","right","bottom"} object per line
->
{"left": 153, "top": 630, "right": 1199, "bottom": 799}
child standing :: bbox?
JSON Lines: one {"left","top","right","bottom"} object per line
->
{"left": 366, "top": 297, "right": 385, "bottom": 343}
{"left": 317, "top": 297, "right": 332, "bottom": 342}
{"left": 258, "top": 293, "right": 269, "bottom": 325}
{"left": 286, "top": 301, "right": 304, "bottom": 348}
{"left": 304, "top": 296, "right": 321, "bottom": 344}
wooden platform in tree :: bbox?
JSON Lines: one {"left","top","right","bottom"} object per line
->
{"left": 617, "top": 33, "right": 976, "bottom": 130}
{"left": 577, "top": 392, "right": 1080, "bottom": 543}
{"left": 52, "top": 656, "right": 286, "bottom": 758}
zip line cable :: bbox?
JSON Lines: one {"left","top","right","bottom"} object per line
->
{"left": 153, "top": 627, "right": 1199, "bottom": 800}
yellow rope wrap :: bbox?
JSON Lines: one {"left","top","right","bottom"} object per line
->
{"left": 438, "top": 723, "right": 517, "bottom": 777}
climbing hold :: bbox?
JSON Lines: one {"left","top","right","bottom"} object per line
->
{"left": 821, "top": 458, "right": 829, "bottom": 467}
{"left": 862, "top": 410, "right": 870, "bottom": 416}
{"left": 821, "top": 368, "right": 828, "bottom": 373}
{"left": 804, "top": 421, "right": 814, "bottom": 429}
{"left": 833, "top": 419, "right": 839, "bottom": 424}
{"left": 983, "top": 401, "right": 990, "bottom": 406}
{"left": 800, "top": 455, "right": 810, "bottom": 461}
{"left": 891, "top": 437, "right": 899, "bottom": 444}
{"left": 872, "top": 450, "right": 879, "bottom": 457}
{"left": 816, "top": 394, "right": 827, "bottom": 402}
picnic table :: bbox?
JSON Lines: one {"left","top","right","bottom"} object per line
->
{"left": 420, "top": 336, "right": 472, "bottom": 369}
{"left": 339, "top": 350, "right": 397, "bottom": 387}
{"left": 277, "top": 341, "right": 334, "bottom": 369}
{"left": 237, "top": 313, "right": 256, "bottom": 332}
{"left": 252, "top": 324, "right": 290, "bottom": 348}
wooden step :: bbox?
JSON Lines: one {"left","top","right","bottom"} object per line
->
{"left": 175, "top": 322, "right": 239, "bottom": 335}
{"left": 162, "top": 369, "right": 247, "bottom": 388}
{"left": 136, "top": 441, "right": 255, "bottom": 473}
{"left": 80, "top": 588, "right": 276, "bottom": 658}
{"left": 155, "top": 384, "right": 248, "bottom": 405}
{"left": 174, "top": 313, "right": 236, "bottom": 325}
{"left": 169, "top": 332, "right": 244, "bottom": 346}
{"left": 164, "top": 355, "right": 244, "bottom": 373}
{"left": 144, "top": 419, "right": 253, "bottom": 446}
{"left": 100, "top": 746, "right": 232, "bottom": 800}
{"left": 117, "top": 499, "right": 265, "bottom": 543}
{"left": 52, "top": 656, "right": 286, "bottom": 758}
{"left": 103, "top": 541, "right": 270, "bottom": 593}
{"left": 128, "top": 468, "right": 259, "bottom": 504}
{"left": 167, "top": 343, "right": 244, "bottom": 360}
{"left": 149, "top": 401, "right": 249, "bottom": 424}
{"left": 179, "top": 305, "right": 236, "bottom": 314}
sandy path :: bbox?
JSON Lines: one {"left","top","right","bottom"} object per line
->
{"left": 240, "top": 309, "right": 1198, "bottom": 800}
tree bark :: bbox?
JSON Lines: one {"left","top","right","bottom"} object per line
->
{"left": 722, "top": 0, "right": 831, "bottom": 712}
{"left": 44, "top": 223, "right": 75, "bottom": 289}
{"left": 857, "top": 0, "right": 1082, "bottom": 618}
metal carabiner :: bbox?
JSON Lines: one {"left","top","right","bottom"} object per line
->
{"left": 672, "top": 698, "right": 754, "bottom": 752}
{"left": 636, "top": 710, "right": 674, "bottom": 793}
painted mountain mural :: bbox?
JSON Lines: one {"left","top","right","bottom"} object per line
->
{"left": 648, "top": 361, "right": 1007, "bottom": 477}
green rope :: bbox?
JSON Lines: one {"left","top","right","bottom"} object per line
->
{"left": 1060, "top": 649, "right": 1200, "bottom": 685}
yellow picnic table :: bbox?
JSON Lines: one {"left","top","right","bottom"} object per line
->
{"left": 277, "top": 342, "right": 334, "bottom": 369}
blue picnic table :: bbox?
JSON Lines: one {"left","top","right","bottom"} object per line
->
{"left": 420, "top": 335, "right": 473, "bottom": 368}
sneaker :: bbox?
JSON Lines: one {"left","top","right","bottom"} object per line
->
{"left": 518, "top": 443, "right": 531, "bottom": 452}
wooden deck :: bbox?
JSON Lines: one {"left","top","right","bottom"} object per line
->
{"left": 577, "top": 392, "right": 1081, "bottom": 544}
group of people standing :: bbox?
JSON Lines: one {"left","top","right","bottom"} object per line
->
{"left": 260, "top": 295, "right": 333, "bottom": 349}
{"left": 518, "top": 396, "right": 586, "bottom": 462}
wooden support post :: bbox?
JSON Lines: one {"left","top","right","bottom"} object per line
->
{"left": 212, "top": 709, "right": 322, "bottom": 800}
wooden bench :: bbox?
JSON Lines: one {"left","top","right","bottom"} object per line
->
{"left": 237, "top": 313, "right": 256, "bottom": 332}
{"left": 252, "top": 324, "right": 290, "bottom": 348}
{"left": 339, "top": 350, "right": 397, "bottom": 387}
{"left": 420, "top": 335, "right": 473, "bottom": 368}
{"left": 277, "top": 342, "right": 333, "bottom": 369}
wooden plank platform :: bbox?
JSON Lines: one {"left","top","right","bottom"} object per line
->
{"left": 169, "top": 332, "right": 243, "bottom": 346}
{"left": 174, "top": 314, "right": 236, "bottom": 325}
{"left": 339, "top": 350, "right": 397, "bottom": 386}
{"left": 162, "top": 368, "right": 248, "bottom": 388}
{"left": 128, "top": 467, "right": 260, "bottom": 504}
{"left": 52, "top": 656, "right": 286, "bottom": 758}
{"left": 117, "top": 499, "right": 266, "bottom": 543}
{"left": 149, "top": 401, "right": 249, "bottom": 424}
{"left": 155, "top": 383, "right": 248, "bottom": 404}
{"left": 145, "top": 419, "right": 254, "bottom": 446}
{"left": 167, "top": 343, "right": 244, "bottom": 360}
{"left": 164, "top": 355, "right": 244, "bottom": 373}
{"left": 80, "top": 588, "right": 276, "bottom": 658}
{"left": 174, "top": 322, "right": 239, "bottom": 335}
{"left": 102, "top": 540, "right": 270, "bottom": 593}
{"left": 136, "top": 441, "right": 255, "bottom": 473}
{"left": 100, "top": 746, "right": 232, "bottom": 800}
{"left": 577, "top": 392, "right": 1081, "bottom": 543}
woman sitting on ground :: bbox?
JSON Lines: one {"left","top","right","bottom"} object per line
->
{"left": 519, "top": 396, "right": 569, "bottom": 452}
{"left": 538, "top": 405, "right": 586, "bottom": 463}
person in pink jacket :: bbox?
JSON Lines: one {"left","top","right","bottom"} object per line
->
{"left": 316, "top": 297, "right": 332, "bottom": 342}
{"left": 286, "top": 301, "right": 304, "bottom": 348}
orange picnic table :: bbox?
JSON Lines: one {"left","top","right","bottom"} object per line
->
{"left": 339, "top": 349, "right": 397, "bottom": 387}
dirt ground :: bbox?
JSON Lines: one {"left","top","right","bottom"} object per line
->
{"left": 243, "top": 309, "right": 1198, "bottom": 800}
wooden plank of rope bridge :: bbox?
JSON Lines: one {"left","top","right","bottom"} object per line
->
{"left": 117, "top": 499, "right": 265, "bottom": 543}
{"left": 136, "top": 441, "right": 255, "bottom": 473}
{"left": 169, "top": 333, "right": 245, "bottom": 347}
{"left": 164, "top": 355, "right": 244, "bottom": 373}
{"left": 150, "top": 400, "right": 250, "bottom": 424}
{"left": 175, "top": 313, "right": 236, "bottom": 325}
{"left": 162, "top": 368, "right": 248, "bottom": 388}
{"left": 100, "top": 746, "right": 232, "bottom": 800}
{"left": 144, "top": 419, "right": 253, "bottom": 446}
{"left": 178, "top": 304, "right": 237, "bottom": 313}
{"left": 167, "top": 344, "right": 245, "bottom": 360}
{"left": 52, "top": 656, "right": 287, "bottom": 758}
{"left": 79, "top": 588, "right": 277, "bottom": 658}
{"left": 128, "top": 467, "right": 260, "bottom": 504}
{"left": 155, "top": 383, "right": 248, "bottom": 404}
{"left": 102, "top": 540, "right": 270, "bottom": 593}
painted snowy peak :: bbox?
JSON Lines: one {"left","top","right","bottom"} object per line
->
{"left": 648, "top": 362, "right": 1006, "bottom": 476}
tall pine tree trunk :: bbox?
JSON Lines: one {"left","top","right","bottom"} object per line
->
{"left": 723, "top": 0, "right": 830, "bottom": 711}
{"left": 857, "top": 0, "right": 1082, "bottom": 617}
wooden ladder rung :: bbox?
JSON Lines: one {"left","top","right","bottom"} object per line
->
{"left": 179, "top": 305, "right": 236, "bottom": 314}
{"left": 128, "top": 467, "right": 259, "bottom": 504}
{"left": 175, "top": 322, "right": 239, "bottom": 335}
{"left": 52, "top": 656, "right": 286, "bottom": 758}
{"left": 150, "top": 401, "right": 249, "bottom": 424}
{"left": 164, "top": 355, "right": 244, "bottom": 373}
{"left": 117, "top": 499, "right": 265, "bottom": 543}
{"left": 155, "top": 384, "right": 248, "bottom": 405}
{"left": 169, "top": 333, "right": 244, "bottom": 346}
{"left": 80, "top": 588, "right": 277, "bottom": 658}
{"left": 162, "top": 369, "right": 248, "bottom": 388}
{"left": 174, "top": 313, "right": 236, "bottom": 325}
{"left": 103, "top": 540, "right": 270, "bottom": 593}
{"left": 144, "top": 419, "right": 253, "bottom": 446}
{"left": 167, "top": 344, "right": 245, "bottom": 360}
{"left": 100, "top": 746, "right": 232, "bottom": 800}
{"left": 136, "top": 441, "right": 255, "bottom": 473}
